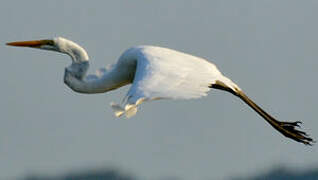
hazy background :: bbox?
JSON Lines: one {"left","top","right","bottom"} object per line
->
{"left": 1, "top": 1, "right": 318, "bottom": 180}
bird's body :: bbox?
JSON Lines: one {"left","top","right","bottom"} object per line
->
{"left": 6, "top": 37, "right": 314, "bottom": 145}
{"left": 60, "top": 42, "right": 240, "bottom": 117}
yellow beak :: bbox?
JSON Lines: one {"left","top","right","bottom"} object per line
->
{"left": 6, "top": 39, "right": 54, "bottom": 48}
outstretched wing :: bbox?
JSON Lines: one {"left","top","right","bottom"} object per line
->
{"left": 126, "top": 46, "right": 222, "bottom": 104}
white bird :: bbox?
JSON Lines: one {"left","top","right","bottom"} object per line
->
{"left": 6, "top": 37, "right": 313, "bottom": 145}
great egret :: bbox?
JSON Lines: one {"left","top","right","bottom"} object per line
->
{"left": 6, "top": 37, "right": 313, "bottom": 145}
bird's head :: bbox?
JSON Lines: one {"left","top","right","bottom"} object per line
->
{"left": 6, "top": 37, "right": 89, "bottom": 62}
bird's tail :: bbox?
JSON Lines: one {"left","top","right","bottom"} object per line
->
{"left": 210, "top": 79, "right": 314, "bottom": 145}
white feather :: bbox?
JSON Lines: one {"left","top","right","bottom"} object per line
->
{"left": 125, "top": 46, "right": 227, "bottom": 104}
{"left": 103, "top": 46, "right": 238, "bottom": 118}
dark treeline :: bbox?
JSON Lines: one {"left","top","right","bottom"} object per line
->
{"left": 17, "top": 166, "right": 318, "bottom": 180}
{"left": 20, "top": 168, "right": 136, "bottom": 180}
{"left": 231, "top": 166, "right": 318, "bottom": 180}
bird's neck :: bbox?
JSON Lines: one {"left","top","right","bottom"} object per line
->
{"left": 62, "top": 40, "right": 135, "bottom": 94}
{"left": 64, "top": 63, "right": 132, "bottom": 94}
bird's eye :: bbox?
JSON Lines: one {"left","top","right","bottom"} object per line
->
{"left": 42, "top": 39, "right": 55, "bottom": 46}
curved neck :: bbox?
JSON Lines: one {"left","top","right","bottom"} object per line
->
{"left": 60, "top": 38, "right": 136, "bottom": 94}
{"left": 64, "top": 65, "right": 132, "bottom": 94}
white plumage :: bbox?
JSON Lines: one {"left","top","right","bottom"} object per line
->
{"left": 6, "top": 37, "right": 313, "bottom": 145}
{"left": 113, "top": 46, "right": 239, "bottom": 117}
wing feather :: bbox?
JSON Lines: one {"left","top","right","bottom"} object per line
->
{"left": 126, "top": 46, "right": 222, "bottom": 104}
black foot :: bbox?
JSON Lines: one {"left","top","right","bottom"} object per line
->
{"left": 279, "top": 121, "right": 314, "bottom": 145}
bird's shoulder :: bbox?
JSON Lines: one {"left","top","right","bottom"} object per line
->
{"left": 120, "top": 45, "right": 206, "bottom": 64}
{"left": 120, "top": 45, "right": 173, "bottom": 58}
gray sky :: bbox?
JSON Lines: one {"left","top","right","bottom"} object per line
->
{"left": 1, "top": 1, "right": 318, "bottom": 180}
